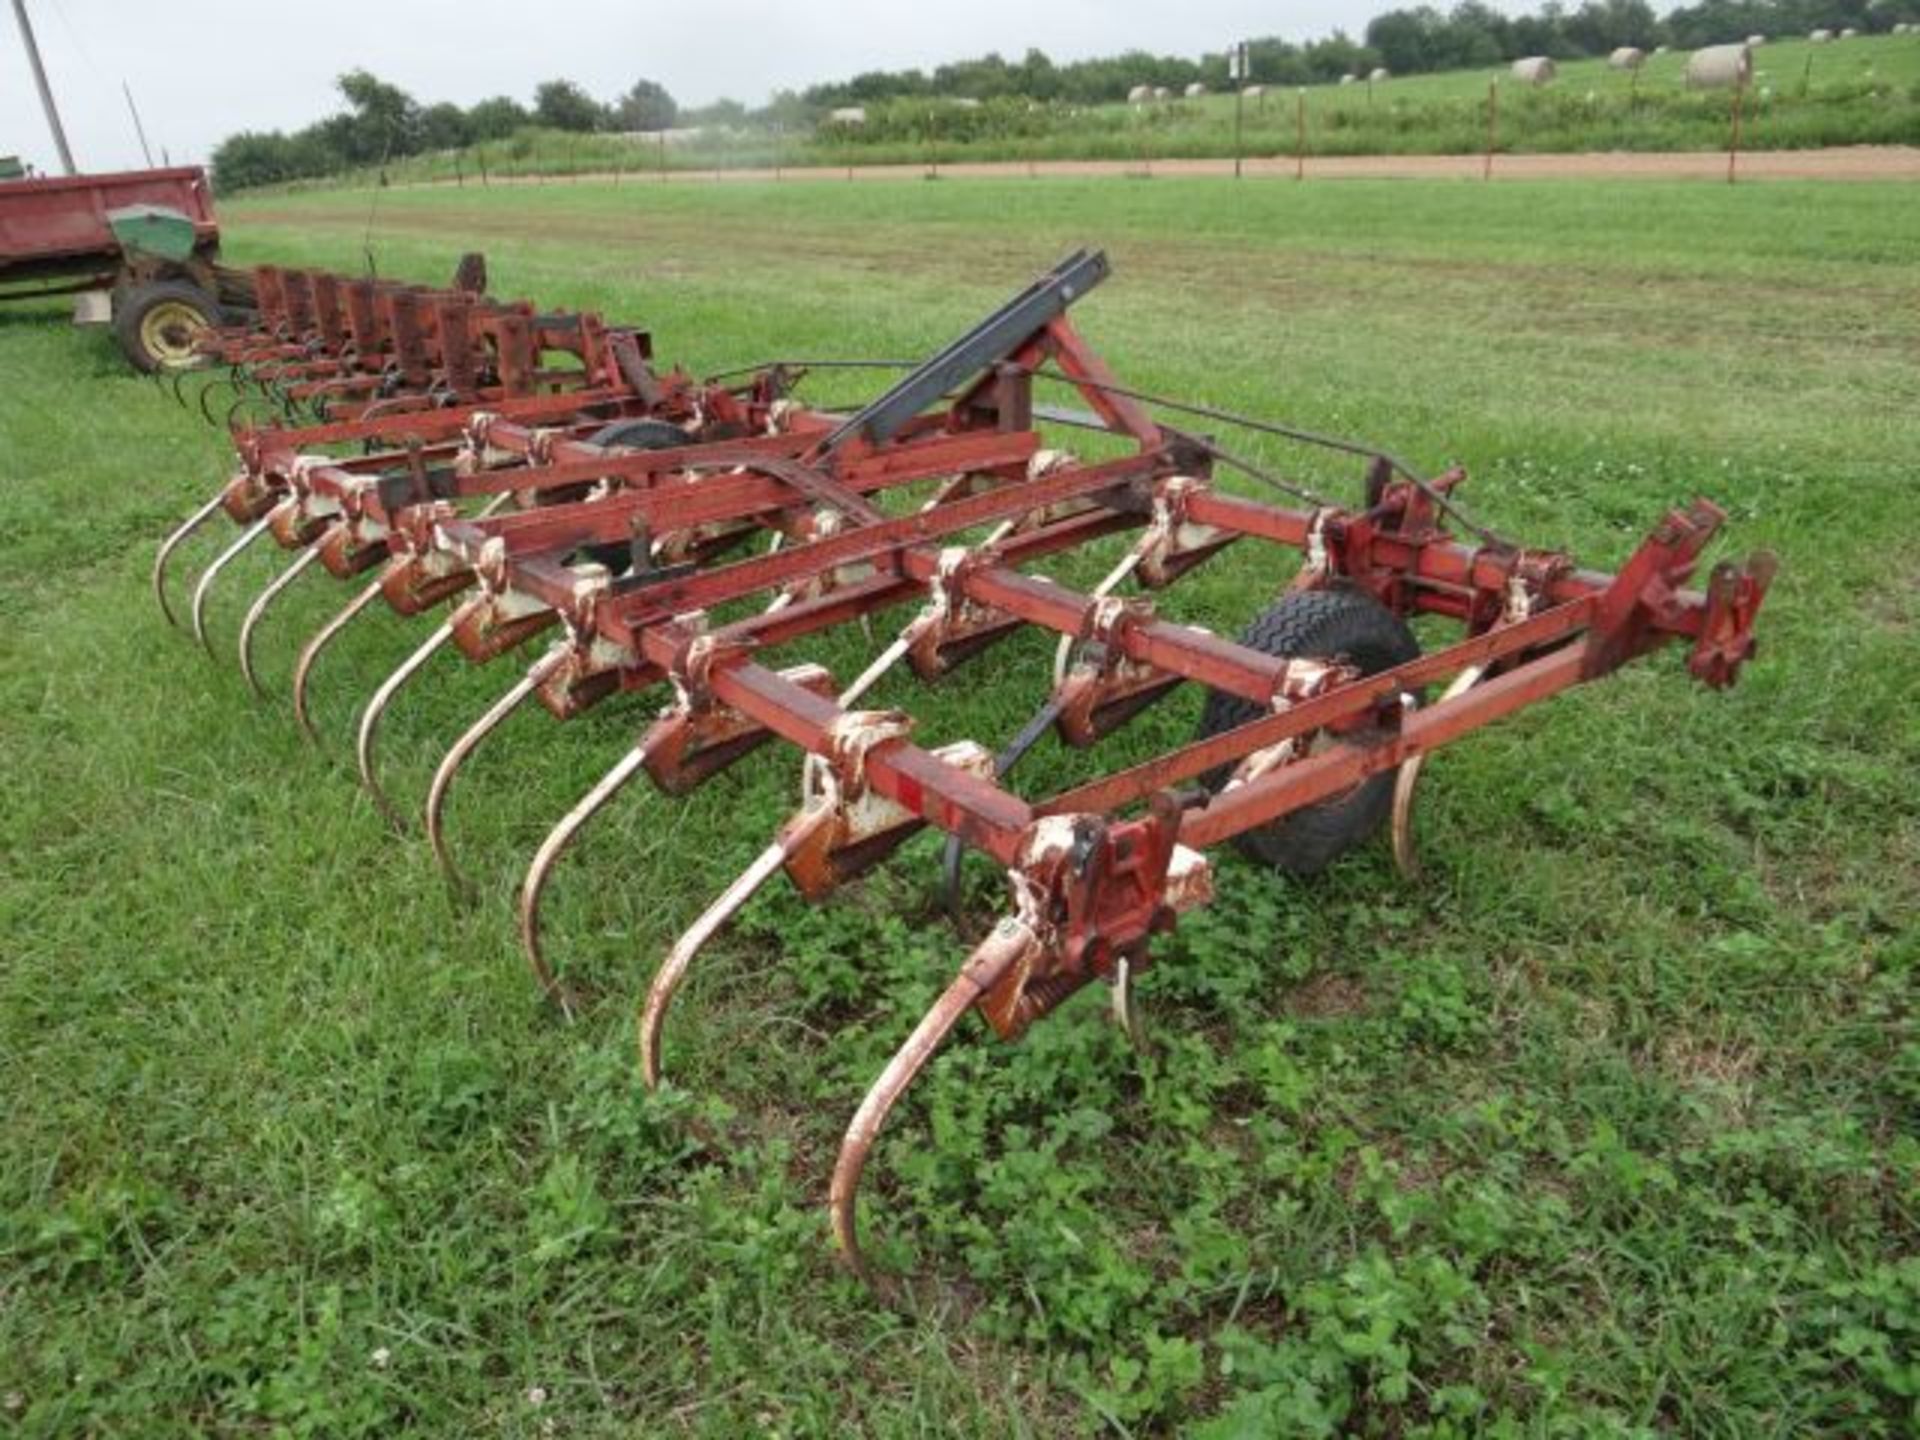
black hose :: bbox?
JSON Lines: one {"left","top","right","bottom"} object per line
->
{"left": 941, "top": 696, "right": 1066, "bottom": 921}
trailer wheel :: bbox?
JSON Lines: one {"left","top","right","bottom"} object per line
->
{"left": 567, "top": 419, "right": 694, "bottom": 569}
{"left": 1196, "top": 588, "right": 1419, "bottom": 875}
{"left": 588, "top": 419, "right": 689, "bottom": 450}
{"left": 114, "top": 281, "right": 219, "bottom": 373}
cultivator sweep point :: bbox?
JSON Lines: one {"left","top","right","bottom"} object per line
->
{"left": 154, "top": 248, "right": 1774, "bottom": 1288}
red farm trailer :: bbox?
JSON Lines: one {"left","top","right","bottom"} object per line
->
{"left": 0, "top": 164, "right": 249, "bottom": 370}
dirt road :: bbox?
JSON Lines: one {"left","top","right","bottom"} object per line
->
{"left": 472, "top": 145, "right": 1920, "bottom": 188}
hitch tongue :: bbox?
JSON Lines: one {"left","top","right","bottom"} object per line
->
{"left": 1688, "top": 551, "right": 1777, "bottom": 689}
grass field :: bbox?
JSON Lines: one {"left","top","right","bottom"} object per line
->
{"left": 3, "top": 176, "right": 1917, "bottom": 1435}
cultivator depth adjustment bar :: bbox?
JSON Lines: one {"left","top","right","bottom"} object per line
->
{"left": 153, "top": 249, "right": 1774, "bottom": 1289}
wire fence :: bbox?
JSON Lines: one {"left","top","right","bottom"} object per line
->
{"left": 238, "top": 46, "right": 1920, "bottom": 197}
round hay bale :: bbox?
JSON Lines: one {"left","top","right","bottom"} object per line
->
{"left": 1152, "top": 85, "right": 1171, "bottom": 100}
{"left": 1685, "top": 44, "right": 1752, "bottom": 90}
{"left": 1840, "top": 27, "right": 1859, "bottom": 38}
{"left": 1339, "top": 73, "right": 1358, "bottom": 86}
{"left": 1809, "top": 29, "right": 1832, "bottom": 43}
{"left": 1653, "top": 44, "right": 1669, "bottom": 54}
{"left": 1608, "top": 46, "right": 1646, "bottom": 70}
{"left": 1747, "top": 33, "right": 1766, "bottom": 46}
{"left": 1368, "top": 67, "right": 1391, "bottom": 82}
{"left": 828, "top": 106, "right": 867, "bottom": 126}
{"left": 1127, "top": 83, "right": 1153, "bottom": 104}
{"left": 1511, "top": 55, "right": 1557, "bottom": 85}
{"left": 1184, "top": 82, "right": 1207, "bottom": 98}
{"left": 1242, "top": 84, "right": 1265, "bottom": 98}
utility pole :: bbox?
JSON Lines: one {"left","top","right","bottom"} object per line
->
{"left": 123, "top": 81, "right": 155, "bottom": 168}
{"left": 11, "top": 0, "right": 78, "bottom": 174}
{"left": 1230, "top": 41, "right": 1249, "bottom": 179}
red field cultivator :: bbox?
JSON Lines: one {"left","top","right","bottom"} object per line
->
{"left": 154, "top": 249, "right": 1775, "bottom": 1287}
{"left": 165, "top": 252, "right": 652, "bottom": 430}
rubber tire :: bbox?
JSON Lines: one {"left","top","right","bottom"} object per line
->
{"left": 1197, "top": 587, "right": 1420, "bottom": 875}
{"left": 588, "top": 418, "right": 688, "bottom": 450}
{"left": 574, "top": 418, "right": 692, "bottom": 571}
{"left": 113, "top": 280, "right": 220, "bottom": 374}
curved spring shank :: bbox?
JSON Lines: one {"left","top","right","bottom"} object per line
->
{"left": 828, "top": 960, "right": 998, "bottom": 1287}
{"left": 1110, "top": 953, "right": 1150, "bottom": 1053}
{"left": 238, "top": 544, "right": 325, "bottom": 696}
{"left": 425, "top": 648, "right": 570, "bottom": 890}
{"left": 1390, "top": 664, "right": 1485, "bottom": 880}
{"left": 170, "top": 361, "right": 219, "bottom": 410}
{"left": 292, "top": 577, "right": 387, "bottom": 744}
{"left": 354, "top": 621, "right": 456, "bottom": 831}
{"left": 152, "top": 488, "right": 231, "bottom": 627}
{"left": 522, "top": 569, "right": 918, "bottom": 1014}
{"left": 189, "top": 514, "right": 276, "bottom": 652}
{"left": 638, "top": 617, "right": 918, "bottom": 1060}
{"left": 518, "top": 740, "right": 662, "bottom": 1019}
{"left": 637, "top": 805, "right": 835, "bottom": 1087}
{"left": 226, "top": 394, "right": 281, "bottom": 433}
{"left": 197, "top": 372, "right": 240, "bottom": 426}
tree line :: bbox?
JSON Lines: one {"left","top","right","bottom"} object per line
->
{"left": 211, "top": 72, "right": 684, "bottom": 191}
{"left": 211, "top": 0, "right": 1919, "bottom": 190}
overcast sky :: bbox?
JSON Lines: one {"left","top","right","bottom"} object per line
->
{"left": 4, "top": 0, "right": 1523, "bottom": 173}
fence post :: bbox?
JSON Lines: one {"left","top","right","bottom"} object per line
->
{"left": 1295, "top": 87, "right": 1306, "bottom": 181}
{"left": 1234, "top": 84, "right": 1245, "bottom": 179}
{"left": 1727, "top": 77, "right": 1744, "bottom": 184}
{"left": 455, "top": 153, "right": 463, "bottom": 188}
{"left": 1484, "top": 80, "right": 1499, "bottom": 180}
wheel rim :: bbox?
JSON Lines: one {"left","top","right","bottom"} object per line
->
{"left": 140, "top": 300, "right": 210, "bottom": 368}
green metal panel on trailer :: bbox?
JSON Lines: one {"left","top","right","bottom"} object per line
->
{"left": 107, "top": 204, "right": 200, "bottom": 263}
